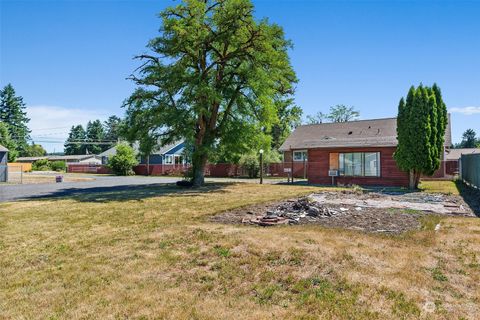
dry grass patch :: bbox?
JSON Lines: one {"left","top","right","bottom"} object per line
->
{"left": 1, "top": 183, "right": 479, "bottom": 319}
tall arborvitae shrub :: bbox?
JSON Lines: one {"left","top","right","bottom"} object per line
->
{"left": 394, "top": 84, "right": 448, "bottom": 189}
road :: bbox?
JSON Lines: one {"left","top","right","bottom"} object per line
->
{"left": 0, "top": 174, "right": 284, "bottom": 202}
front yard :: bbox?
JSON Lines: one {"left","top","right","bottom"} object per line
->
{"left": 1, "top": 182, "right": 479, "bottom": 319}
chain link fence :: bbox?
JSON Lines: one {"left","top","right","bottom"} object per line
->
{"left": 460, "top": 154, "right": 480, "bottom": 189}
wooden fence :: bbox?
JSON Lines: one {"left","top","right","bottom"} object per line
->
{"left": 8, "top": 162, "right": 32, "bottom": 172}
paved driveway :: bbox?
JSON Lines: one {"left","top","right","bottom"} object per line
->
{"left": 0, "top": 175, "right": 281, "bottom": 202}
{"left": 0, "top": 175, "right": 182, "bottom": 202}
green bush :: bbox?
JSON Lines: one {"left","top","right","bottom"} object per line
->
{"left": 239, "top": 153, "right": 259, "bottom": 178}
{"left": 108, "top": 143, "right": 138, "bottom": 176}
{"left": 50, "top": 161, "right": 66, "bottom": 172}
{"left": 32, "top": 159, "right": 51, "bottom": 171}
{"left": 239, "top": 150, "right": 281, "bottom": 178}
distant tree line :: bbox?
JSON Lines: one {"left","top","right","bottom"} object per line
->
{"left": 64, "top": 116, "right": 122, "bottom": 155}
{"left": 306, "top": 104, "right": 360, "bottom": 124}
{"left": 454, "top": 129, "right": 480, "bottom": 148}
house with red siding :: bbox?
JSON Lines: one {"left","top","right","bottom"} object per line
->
{"left": 279, "top": 117, "right": 452, "bottom": 187}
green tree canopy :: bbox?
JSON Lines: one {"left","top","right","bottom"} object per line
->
{"left": 124, "top": 0, "right": 297, "bottom": 186}
{"left": 306, "top": 105, "right": 360, "bottom": 124}
{"left": 0, "top": 84, "right": 31, "bottom": 154}
{"left": 0, "top": 121, "right": 19, "bottom": 162}
{"left": 394, "top": 84, "right": 448, "bottom": 189}
{"left": 104, "top": 115, "right": 122, "bottom": 144}
{"left": 306, "top": 111, "right": 326, "bottom": 124}
{"left": 458, "top": 129, "right": 477, "bottom": 148}
{"left": 121, "top": 106, "right": 160, "bottom": 175}
{"left": 64, "top": 125, "right": 87, "bottom": 155}
{"left": 23, "top": 143, "right": 47, "bottom": 157}
{"left": 86, "top": 120, "right": 106, "bottom": 154}
{"left": 327, "top": 105, "right": 360, "bottom": 122}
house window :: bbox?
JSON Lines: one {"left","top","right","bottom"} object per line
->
{"left": 293, "top": 150, "right": 307, "bottom": 162}
{"left": 338, "top": 152, "right": 380, "bottom": 177}
{"left": 164, "top": 155, "right": 173, "bottom": 164}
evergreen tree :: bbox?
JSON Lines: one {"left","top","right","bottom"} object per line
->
{"left": 0, "top": 121, "right": 19, "bottom": 161}
{"left": 459, "top": 129, "right": 477, "bottom": 148}
{"left": 86, "top": 120, "right": 106, "bottom": 154}
{"left": 0, "top": 84, "right": 31, "bottom": 154}
{"left": 64, "top": 125, "right": 86, "bottom": 155}
{"left": 104, "top": 115, "right": 122, "bottom": 144}
{"left": 394, "top": 84, "right": 448, "bottom": 189}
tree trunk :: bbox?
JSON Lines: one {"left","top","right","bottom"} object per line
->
{"left": 409, "top": 170, "right": 422, "bottom": 190}
{"left": 408, "top": 170, "right": 416, "bottom": 190}
{"left": 191, "top": 153, "right": 208, "bottom": 187}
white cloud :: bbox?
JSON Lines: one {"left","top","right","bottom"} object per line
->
{"left": 449, "top": 106, "right": 480, "bottom": 115}
{"left": 26, "top": 105, "right": 111, "bottom": 152}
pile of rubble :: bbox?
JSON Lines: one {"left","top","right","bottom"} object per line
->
{"left": 245, "top": 197, "right": 351, "bottom": 226}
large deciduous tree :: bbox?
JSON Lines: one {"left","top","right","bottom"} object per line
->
{"left": 23, "top": 143, "right": 47, "bottom": 157}
{"left": 124, "top": 0, "right": 297, "bottom": 186}
{"left": 326, "top": 105, "right": 359, "bottom": 123}
{"left": 394, "top": 84, "right": 448, "bottom": 189}
{"left": 0, "top": 84, "right": 31, "bottom": 154}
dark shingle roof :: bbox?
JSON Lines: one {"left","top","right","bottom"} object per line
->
{"left": 279, "top": 117, "right": 452, "bottom": 151}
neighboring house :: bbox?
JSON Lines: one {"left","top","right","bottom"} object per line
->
{"left": 0, "top": 144, "right": 8, "bottom": 182}
{"left": 445, "top": 148, "right": 480, "bottom": 161}
{"left": 100, "top": 140, "right": 188, "bottom": 165}
{"left": 17, "top": 154, "right": 102, "bottom": 165}
{"left": 279, "top": 117, "right": 452, "bottom": 187}
{"left": 140, "top": 141, "right": 187, "bottom": 165}
{"left": 444, "top": 148, "right": 480, "bottom": 175}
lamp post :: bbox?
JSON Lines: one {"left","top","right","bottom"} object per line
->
{"left": 259, "top": 149, "right": 264, "bottom": 184}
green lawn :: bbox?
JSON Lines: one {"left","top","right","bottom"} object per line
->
{"left": 1, "top": 182, "right": 479, "bottom": 319}
{"left": 419, "top": 180, "right": 460, "bottom": 195}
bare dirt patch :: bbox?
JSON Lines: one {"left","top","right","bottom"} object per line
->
{"left": 212, "top": 190, "right": 475, "bottom": 233}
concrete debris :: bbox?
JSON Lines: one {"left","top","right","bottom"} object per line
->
{"left": 246, "top": 197, "right": 344, "bottom": 226}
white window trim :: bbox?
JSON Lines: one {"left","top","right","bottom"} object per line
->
{"left": 293, "top": 150, "right": 308, "bottom": 162}
{"left": 164, "top": 155, "right": 173, "bottom": 164}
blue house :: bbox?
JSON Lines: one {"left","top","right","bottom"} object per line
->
{"left": 99, "top": 140, "right": 188, "bottom": 165}
{"left": 0, "top": 144, "right": 8, "bottom": 182}
{"left": 140, "top": 140, "right": 187, "bottom": 165}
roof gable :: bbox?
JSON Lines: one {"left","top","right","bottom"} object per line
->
{"left": 0, "top": 144, "right": 8, "bottom": 152}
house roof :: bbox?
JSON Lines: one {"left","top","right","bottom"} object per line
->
{"left": 99, "top": 140, "right": 184, "bottom": 157}
{"left": 156, "top": 140, "right": 184, "bottom": 155}
{"left": 445, "top": 148, "right": 480, "bottom": 161}
{"left": 279, "top": 117, "right": 452, "bottom": 151}
{"left": 47, "top": 155, "right": 100, "bottom": 161}
{"left": 17, "top": 155, "right": 99, "bottom": 162}
{"left": 16, "top": 156, "right": 48, "bottom": 162}
{"left": 0, "top": 144, "right": 8, "bottom": 152}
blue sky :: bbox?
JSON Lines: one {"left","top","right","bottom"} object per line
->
{"left": 1, "top": 0, "right": 479, "bottom": 152}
